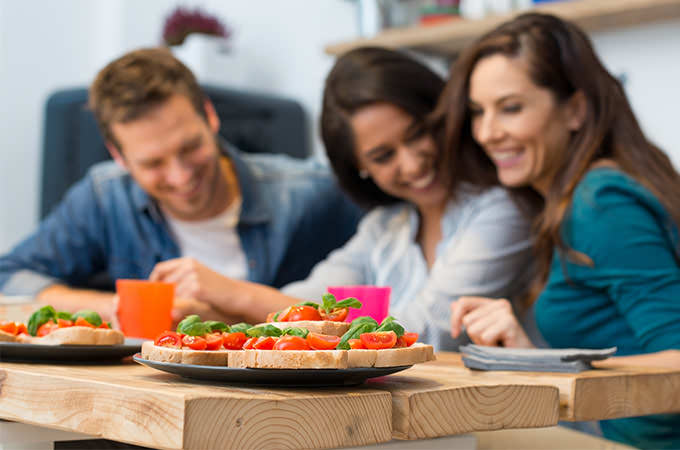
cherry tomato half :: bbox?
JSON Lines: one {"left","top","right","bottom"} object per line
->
{"left": 348, "top": 338, "right": 366, "bottom": 350}
{"left": 205, "top": 333, "right": 223, "bottom": 350}
{"left": 273, "top": 335, "right": 311, "bottom": 351}
{"left": 182, "top": 335, "right": 207, "bottom": 350}
{"left": 57, "top": 318, "right": 73, "bottom": 328}
{"left": 306, "top": 332, "right": 340, "bottom": 350}
{"left": 16, "top": 323, "right": 28, "bottom": 335}
{"left": 74, "top": 317, "right": 95, "bottom": 328}
{"left": 222, "top": 332, "right": 248, "bottom": 350}
{"left": 98, "top": 322, "right": 110, "bottom": 329}
{"left": 319, "top": 307, "right": 349, "bottom": 322}
{"left": 252, "top": 336, "right": 277, "bottom": 350}
{"left": 0, "top": 321, "right": 17, "bottom": 335}
{"left": 285, "top": 305, "right": 321, "bottom": 322}
{"left": 154, "top": 331, "right": 182, "bottom": 348}
{"left": 360, "top": 331, "right": 397, "bottom": 350}
{"left": 37, "top": 321, "right": 59, "bottom": 337}
{"left": 402, "top": 332, "right": 418, "bottom": 347}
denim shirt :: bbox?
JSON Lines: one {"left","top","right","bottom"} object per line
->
{"left": 0, "top": 144, "right": 362, "bottom": 295}
{"left": 283, "top": 185, "right": 537, "bottom": 351}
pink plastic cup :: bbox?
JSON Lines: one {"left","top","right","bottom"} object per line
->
{"left": 326, "top": 285, "right": 391, "bottom": 323}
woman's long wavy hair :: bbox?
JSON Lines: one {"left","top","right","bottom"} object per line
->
{"left": 431, "top": 12, "right": 680, "bottom": 303}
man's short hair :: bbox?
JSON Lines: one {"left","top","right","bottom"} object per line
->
{"left": 89, "top": 47, "right": 207, "bottom": 150}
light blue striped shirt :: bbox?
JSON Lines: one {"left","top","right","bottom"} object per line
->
{"left": 283, "top": 185, "right": 538, "bottom": 351}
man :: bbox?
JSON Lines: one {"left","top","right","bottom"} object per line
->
{"left": 0, "top": 48, "right": 361, "bottom": 324}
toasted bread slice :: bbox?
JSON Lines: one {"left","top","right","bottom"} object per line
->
{"left": 373, "top": 343, "right": 435, "bottom": 367}
{"left": 141, "top": 341, "right": 232, "bottom": 366}
{"left": 265, "top": 320, "right": 350, "bottom": 336}
{"left": 18, "top": 327, "right": 125, "bottom": 346}
{"left": 0, "top": 330, "right": 18, "bottom": 342}
{"left": 347, "top": 349, "right": 377, "bottom": 368}
{"left": 229, "top": 349, "right": 348, "bottom": 369}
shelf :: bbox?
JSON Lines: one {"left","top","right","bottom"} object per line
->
{"left": 325, "top": 0, "right": 680, "bottom": 57}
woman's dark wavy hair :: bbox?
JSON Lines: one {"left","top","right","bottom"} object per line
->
{"left": 320, "top": 46, "right": 446, "bottom": 209}
{"left": 431, "top": 12, "right": 680, "bottom": 303}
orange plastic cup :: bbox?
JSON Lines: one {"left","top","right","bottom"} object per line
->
{"left": 116, "top": 279, "right": 174, "bottom": 339}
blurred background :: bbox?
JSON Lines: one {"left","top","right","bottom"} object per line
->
{"left": 0, "top": 0, "right": 678, "bottom": 253}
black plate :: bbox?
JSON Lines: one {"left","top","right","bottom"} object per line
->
{"left": 133, "top": 354, "right": 411, "bottom": 387}
{"left": 0, "top": 338, "right": 144, "bottom": 362}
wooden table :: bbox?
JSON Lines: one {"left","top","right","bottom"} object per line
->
{"left": 0, "top": 352, "right": 678, "bottom": 449}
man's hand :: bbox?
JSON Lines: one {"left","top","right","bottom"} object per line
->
{"left": 171, "top": 296, "right": 244, "bottom": 327}
{"left": 149, "top": 258, "right": 231, "bottom": 306}
{"left": 450, "top": 296, "right": 534, "bottom": 348}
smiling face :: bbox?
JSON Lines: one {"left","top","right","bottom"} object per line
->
{"left": 468, "top": 54, "right": 583, "bottom": 194}
{"left": 350, "top": 102, "right": 449, "bottom": 212}
{"left": 108, "top": 94, "right": 229, "bottom": 221}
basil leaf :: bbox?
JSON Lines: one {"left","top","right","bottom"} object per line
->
{"left": 204, "top": 321, "right": 228, "bottom": 332}
{"left": 246, "top": 324, "right": 283, "bottom": 338}
{"left": 181, "top": 322, "right": 212, "bottom": 337}
{"left": 321, "top": 293, "right": 337, "bottom": 313}
{"left": 281, "top": 327, "right": 309, "bottom": 338}
{"left": 27, "top": 305, "right": 57, "bottom": 336}
{"left": 106, "top": 322, "right": 112, "bottom": 329}
{"left": 337, "top": 321, "right": 378, "bottom": 350}
{"left": 176, "top": 315, "right": 202, "bottom": 334}
{"left": 272, "top": 311, "right": 281, "bottom": 322}
{"left": 56, "top": 311, "right": 73, "bottom": 321}
{"left": 376, "top": 316, "right": 404, "bottom": 337}
{"left": 229, "top": 322, "right": 252, "bottom": 334}
{"left": 350, "top": 316, "right": 379, "bottom": 328}
{"left": 334, "top": 297, "right": 362, "bottom": 310}
{"left": 72, "top": 310, "right": 103, "bottom": 327}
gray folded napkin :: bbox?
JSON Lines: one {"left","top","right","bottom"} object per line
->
{"left": 460, "top": 344, "right": 617, "bottom": 373}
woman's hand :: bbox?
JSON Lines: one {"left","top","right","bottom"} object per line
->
{"left": 451, "top": 296, "right": 534, "bottom": 348}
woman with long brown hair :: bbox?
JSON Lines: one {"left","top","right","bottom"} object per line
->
{"left": 440, "top": 13, "right": 680, "bottom": 449}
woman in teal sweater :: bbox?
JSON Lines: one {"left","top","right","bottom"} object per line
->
{"left": 439, "top": 13, "right": 680, "bottom": 449}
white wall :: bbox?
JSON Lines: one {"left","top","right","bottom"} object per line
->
{"left": 0, "top": 0, "right": 678, "bottom": 254}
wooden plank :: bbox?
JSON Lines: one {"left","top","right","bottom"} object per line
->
{"left": 0, "top": 363, "right": 393, "bottom": 449}
{"left": 425, "top": 352, "right": 680, "bottom": 421}
{"left": 325, "top": 0, "right": 680, "bottom": 56}
{"left": 365, "top": 368, "right": 559, "bottom": 440}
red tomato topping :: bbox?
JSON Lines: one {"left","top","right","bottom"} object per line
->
{"left": 222, "top": 332, "right": 248, "bottom": 350}
{"left": 265, "top": 311, "right": 277, "bottom": 323}
{"left": 395, "top": 336, "right": 407, "bottom": 348}
{"left": 319, "top": 307, "right": 349, "bottom": 322}
{"left": 306, "top": 332, "right": 340, "bottom": 350}
{"left": 275, "top": 306, "right": 293, "bottom": 322}
{"left": 74, "top": 317, "right": 96, "bottom": 328}
{"left": 182, "top": 335, "right": 207, "bottom": 350}
{"left": 16, "top": 323, "right": 28, "bottom": 335}
{"left": 98, "top": 322, "right": 110, "bottom": 329}
{"left": 348, "top": 338, "right": 365, "bottom": 349}
{"left": 360, "top": 331, "right": 397, "bottom": 350}
{"left": 284, "top": 305, "right": 321, "bottom": 322}
{"left": 252, "top": 336, "right": 277, "bottom": 350}
{"left": 242, "top": 337, "right": 257, "bottom": 349}
{"left": 205, "top": 333, "right": 223, "bottom": 350}
{"left": 154, "top": 331, "right": 182, "bottom": 348}
{"left": 402, "top": 332, "right": 418, "bottom": 347}
{"left": 0, "top": 321, "right": 18, "bottom": 335}
{"left": 37, "top": 321, "right": 59, "bottom": 337}
{"left": 57, "top": 318, "right": 73, "bottom": 328}
{"left": 273, "top": 335, "right": 311, "bottom": 351}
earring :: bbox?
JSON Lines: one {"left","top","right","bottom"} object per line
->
{"left": 359, "top": 170, "right": 369, "bottom": 179}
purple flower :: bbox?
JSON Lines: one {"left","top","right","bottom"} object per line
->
{"left": 162, "top": 7, "right": 231, "bottom": 46}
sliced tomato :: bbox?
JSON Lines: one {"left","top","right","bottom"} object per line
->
{"left": 394, "top": 336, "right": 407, "bottom": 348}
{"left": 222, "top": 332, "right": 248, "bottom": 350}
{"left": 74, "top": 317, "right": 96, "bottom": 328}
{"left": 266, "top": 311, "right": 277, "bottom": 323}
{"left": 348, "top": 338, "right": 366, "bottom": 349}
{"left": 402, "top": 332, "right": 418, "bottom": 347}
{"left": 204, "top": 333, "right": 223, "bottom": 350}
{"left": 182, "top": 335, "right": 208, "bottom": 350}
{"left": 242, "top": 337, "right": 258, "bottom": 349}
{"left": 37, "top": 321, "right": 59, "bottom": 337}
{"left": 154, "top": 331, "right": 182, "bottom": 348}
{"left": 0, "top": 321, "right": 17, "bottom": 335}
{"left": 16, "top": 323, "right": 28, "bottom": 335}
{"left": 57, "top": 318, "right": 73, "bottom": 328}
{"left": 252, "top": 336, "right": 277, "bottom": 350}
{"left": 275, "top": 306, "right": 293, "bottom": 322}
{"left": 273, "top": 335, "right": 310, "bottom": 351}
{"left": 285, "top": 305, "right": 321, "bottom": 322}
{"left": 360, "top": 331, "right": 397, "bottom": 350}
{"left": 319, "top": 307, "right": 349, "bottom": 322}
{"left": 306, "top": 332, "right": 341, "bottom": 350}
{"left": 98, "top": 322, "right": 110, "bottom": 329}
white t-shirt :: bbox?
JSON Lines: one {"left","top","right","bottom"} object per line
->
{"left": 164, "top": 198, "right": 248, "bottom": 280}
